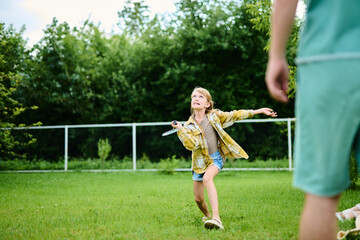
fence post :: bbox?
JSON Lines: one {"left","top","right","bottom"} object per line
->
{"left": 132, "top": 123, "right": 136, "bottom": 171}
{"left": 287, "top": 119, "right": 292, "bottom": 171}
{"left": 64, "top": 126, "right": 68, "bottom": 171}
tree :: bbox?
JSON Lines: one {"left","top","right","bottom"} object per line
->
{"left": 0, "top": 23, "right": 40, "bottom": 160}
{"left": 245, "top": 0, "right": 302, "bottom": 99}
{"left": 8, "top": 0, "right": 298, "bottom": 161}
{"left": 16, "top": 18, "right": 128, "bottom": 159}
{"left": 117, "top": 0, "right": 151, "bottom": 38}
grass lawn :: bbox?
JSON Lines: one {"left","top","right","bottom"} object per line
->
{"left": 0, "top": 171, "right": 359, "bottom": 240}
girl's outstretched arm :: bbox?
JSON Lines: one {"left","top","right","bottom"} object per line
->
{"left": 253, "top": 108, "right": 278, "bottom": 117}
{"left": 216, "top": 109, "right": 254, "bottom": 127}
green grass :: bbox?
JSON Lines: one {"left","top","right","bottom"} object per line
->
{"left": 0, "top": 171, "right": 359, "bottom": 240}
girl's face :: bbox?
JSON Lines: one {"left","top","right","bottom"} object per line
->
{"left": 191, "top": 90, "right": 210, "bottom": 112}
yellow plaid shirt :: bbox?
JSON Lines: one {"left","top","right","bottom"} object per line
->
{"left": 177, "top": 109, "right": 254, "bottom": 174}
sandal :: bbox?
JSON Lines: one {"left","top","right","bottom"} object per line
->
{"left": 336, "top": 204, "right": 360, "bottom": 222}
{"left": 202, "top": 216, "right": 209, "bottom": 223}
{"left": 337, "top": 228, "right": 360, "bottom": 240}
{"left": 337, "top": 214, "right": 360, "bottom": 240}
{"left": 336, "top": 210, "right": 356, "bottom": 222}
{"left": 204, "top": 218, "right": 224, "bottom": 230}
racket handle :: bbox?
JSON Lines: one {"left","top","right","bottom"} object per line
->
{"left": 173, "top": 120, "right": 177, "bottom": 125}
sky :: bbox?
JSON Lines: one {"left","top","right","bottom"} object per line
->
{"left": 1, "top": 0, "right": 305, "bottom": 47}
{"left": 0, "top": 0, "right": 179, "bottom": 47}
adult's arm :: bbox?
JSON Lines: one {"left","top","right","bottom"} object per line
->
{"left": 265, "top": 0, "right": 298, "bottom": 103}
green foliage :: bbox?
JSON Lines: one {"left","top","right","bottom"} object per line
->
{"left": 245, "top": 0, "right": 272, "bottom": 37}
{"left": 136, "top": 153, "right": 153, "bottom": 169}
{"left": 0, "top": 23, "right": 41, "bottom": 160}
{"left": 288, "top": 66, "right": 297, "bottom": 99}
{"left": 3, "top": 0, "right": 299, "bottom": 161}
{"left": 245, "top": 0, "right": 302, "bottom": 99}
{"left": 159, "top": 155, "right": 180, "bottom": 175}
{"left": 97, "top": 138, "right": 111, "bottom": 161}
{"left": 349, "top": 151, "right": 359, "bottom": 190}
{"left": 97, "top": 138, "right": 111, "bottom": 170}
{"left": 0, "top": 158, "right": 64, "bottom": 170}
{"left": 0, "top": 157, "right": 292, "bottom": 171}
{"left": 117, "top": 0, "right": 151, "bottom": 37}
{"left": 20, "top": 19, "right": 107, "bottom": 124}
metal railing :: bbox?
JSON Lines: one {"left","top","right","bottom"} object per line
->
{"left": 9, "top": 118, "right": 296, "bottom": 172}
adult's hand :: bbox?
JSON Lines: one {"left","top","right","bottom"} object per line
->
{"left": 265, "top": 58, "right": 289, "bottom": 103}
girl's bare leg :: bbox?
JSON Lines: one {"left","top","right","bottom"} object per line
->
{"left": 193, "top": 180, "right": 211, "bottom": 218}
{"left": 203, "top": 165, "right": 220, "bottom": 220}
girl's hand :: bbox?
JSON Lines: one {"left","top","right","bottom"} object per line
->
{"left": 254, "top": 108, "right": 278, "bottom": 117}
{"left": 262, "top": 108, "right": 278, "bottom": 117}
{"left": 171, "top": 120, "right": 183, "bottom": 130}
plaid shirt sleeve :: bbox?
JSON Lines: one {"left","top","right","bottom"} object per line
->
{"left": 176, "top": 126, "right": 201, "bottom": 151}
{"left": 216, "top": 110, "right": 254, "bottom": 128}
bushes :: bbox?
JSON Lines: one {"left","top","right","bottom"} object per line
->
{"left": 159, "top": 155, "right": 180, "bottom": 175}
{"left": 98, "top": 138, "right": 112, "bottom": 169}
{"left": 4, "top": 1, "right": 296, "bottom": 161}
{"left": 0, "top": 157, "right": 291, "bottom": 171}
{"left": 0, "top": 158, "right": 63, "bottom": 170}
{"left": 349, "top": 151, "right": 359, "bottom": 190}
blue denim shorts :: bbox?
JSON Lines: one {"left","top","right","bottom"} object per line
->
{"left": 192, "top": 151, "right": 224, "bottom": 182}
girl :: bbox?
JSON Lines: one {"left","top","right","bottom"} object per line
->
{"left": 171, "top": 87, "right": 277, "bottom": 230}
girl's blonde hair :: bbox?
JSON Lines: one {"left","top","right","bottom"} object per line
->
{"left": 190, "top": 87, "right": 215, "bottom": 115}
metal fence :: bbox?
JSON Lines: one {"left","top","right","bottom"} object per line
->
{"left": 9, "top": 118, "right": 296, "bottom": 172}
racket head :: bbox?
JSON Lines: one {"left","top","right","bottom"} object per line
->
{"left": 161, "top": 128, "right": 178, "bottom": 136}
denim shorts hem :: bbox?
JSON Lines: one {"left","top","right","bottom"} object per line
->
{"left": 192, "top": 151, "right": 223, "bottom": 181}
